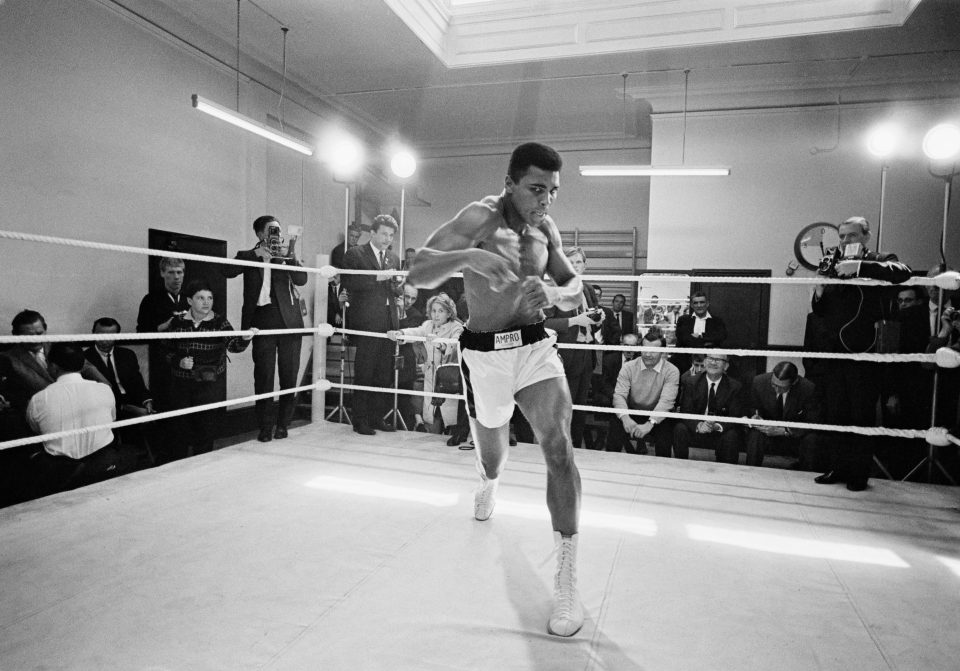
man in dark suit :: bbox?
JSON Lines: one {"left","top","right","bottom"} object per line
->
{"left": 136, "top": 256, "right": 188, "bottom": 413}
{"left": 608, "top": 294, "right": 635, "bottom": 340}
{"left": 745, "top": 362, "right": 821, "bottom": 469}
{"left": 341, "top": 214, "right": 402, "bottom": 435}
{"left": 330, "top": 224, "right": 362, "bottom": 269}
{"left": 806, "top": 216, "right": 911, "bottom": 491}
{"left": 84, "top": 317, "right": 153, "bottom": 416}
{"left": 544, "top": 246, "right": 604, "bottom": 449}
{"left": 223, "top": 215, "right": 308, "bottom": 442}
{"left": 672, "top": 353, "right": 744, "bottom": 463}
{"left": 673, "top": 291, "right": 727, "bottom": 374}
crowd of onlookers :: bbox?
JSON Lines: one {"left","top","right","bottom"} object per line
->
{"left": 331, "top": 217, "right": 960, "bottom": 492}
{"left": 3, "top": 215, "right": 958, "bottom": 506}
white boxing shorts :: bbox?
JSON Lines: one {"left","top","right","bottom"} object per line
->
{"left": 458, "top": 321, "right": 566, "bottom": 428}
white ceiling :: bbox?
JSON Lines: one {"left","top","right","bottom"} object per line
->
{"left": 127, "top": 0, "right": 960, "bottom": 153}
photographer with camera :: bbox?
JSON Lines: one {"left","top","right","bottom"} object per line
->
{"left": 544, "top": 247, "right": 605, "bottom": 449}
{"left": 223, "top": 215, "right": 308, "bottom": 443}
{"left": 805, "top": 216, "right": 911, "bottom": 491}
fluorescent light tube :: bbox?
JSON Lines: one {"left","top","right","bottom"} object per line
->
{"left": 191, "top": 94, "right": 314, "bottom": 156}
{"left": 579, "top": 166, "right": 730, "bottom": 177}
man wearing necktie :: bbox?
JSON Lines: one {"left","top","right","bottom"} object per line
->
{"left": 341, "top": 215, "right": 403, "bottom": 435}
{"left": 745, "top": 361, "right": 821, "bottom": 469}
{"left": 223, "top": 215, "right": 308, "bottom": 443}
{"left": 84, "top": 317, "right": 153, "bottom": 417}
{"left": 672, "top": 353, "right": 744, "bottom": 463}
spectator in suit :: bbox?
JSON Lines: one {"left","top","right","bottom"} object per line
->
{"left": 609, "top": 294, "right": 635, "bottom": 340}
{"left": 223, "top": 215, "right": 308, "bottom": 443}
{"left": 544, "top": 246, "right": 604, "bottom": 449}
{"left": 596, "top": 285, "right": 622, "bottom": 346}
{"left": 136, "top": 257, "right": 188, "bottom": 414}
{"left": 676, "top": 354, "right": 706, "bottom": 410}
{"left": 330, "top": 224, "right": 362, "bottom": 269}
{"left": 806, "top": 216, "right": 911, "bottom": 491}
{"left": 85, "top": 317, "right": 153, "bottom": 417}
{"left": 402, "top": 247, "right": 417, "bottom": 270}
{"left": 673, "top": 291, "right": 727, "bottom": 374}
{"left": 745, "top": 362, "right": 821, "bottom": 469}
{"left": 342, "top": 214, "right": 402, "bottom": 435}
{"left": 165, "top": 280, "right": 254, "bottom": 455}
{"left": 26, "top": 342, "right": 122, "bottom": 497}
{"left": 673, "top": 353, "right": 744, "bottom": 463}
{"left": 608, "top": 328, "right": 679, "bottom": 455}
{"left": 84, "top": 317, "right": 157, "bottom": 465}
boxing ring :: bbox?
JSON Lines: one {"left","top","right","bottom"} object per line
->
{"left": 2, "top": 231, "right": 960, "bottom": 670}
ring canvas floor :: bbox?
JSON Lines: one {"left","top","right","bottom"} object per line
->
{"left": 2, "top": 423, "right": 959, "bottom": 671}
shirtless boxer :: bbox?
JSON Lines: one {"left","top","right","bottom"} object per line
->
{"left": 407, "top": 142, "right": 585, "bottom": 637}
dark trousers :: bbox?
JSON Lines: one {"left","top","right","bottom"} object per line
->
{"left": 31, "top": 439, "right": 126, "bottom": 498}
{"left": 560, "top": 349, "right": 594, "bottom": 448}
{"left": 606, "top": 416, "right": 672, "bottom": 455}
{"left": 673, "top": 422, "right": 743, "bottom": 463}
{"left": 351, "top": 334, "right": 396, "bottom": 427}
{"left": 252, "top": 305, "right": 303, "bottom": 430}
{"left": 745, "top": 430, "right": 820, "bottom": 469}
{"left": 819, "top": 360, "right": 881, "bottom": 484}
{"left": 170, "top": 376, "right": 223, "bottom": 454}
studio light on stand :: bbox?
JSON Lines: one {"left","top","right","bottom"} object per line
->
{"left": 580, "top": 69, "right": 730, "bottom": 178}
{"left": 383, "top": 148, "right": 418, "bottom": 431}
{"left": 322, "top": 130, "right": 366, "bottom": 426}
{"left": 865, "top": 122, "right": 901, "bottom": 250}
{"left": 904, "top": 121, "right": 960, "bottom": 484}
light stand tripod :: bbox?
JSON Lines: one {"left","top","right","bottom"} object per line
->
{"left": 382, "top": 337, "right": 408, "bottom": 431}
{"left": 325, "top": 298, "right": 352, "bottom": 425}
{"left": 903, "top": 170, "right": 956, "bottom": 484}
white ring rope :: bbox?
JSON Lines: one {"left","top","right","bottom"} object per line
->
{"left": 0, "top": 325, "right": 334, "bottom": 345}
{"left": 4, "top": 229, "right": 958, "bottom": 289}
{"left": 0, "top": 380, "right": 331, "bottom": 451}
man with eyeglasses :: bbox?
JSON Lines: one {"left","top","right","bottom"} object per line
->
{"left": 745, "top": 362, "right": 821, "bottom": 470}
{"left": 672, "top": 352, "right": 744, "bottom": 463}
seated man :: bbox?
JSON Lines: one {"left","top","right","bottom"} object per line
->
{"left": 85, "top": 317, "right": 153, "bottom": 417}
{"left": 673, "top": 353, "right": 744, "bottom": 463}
{"left": 745, "top": 362, "right": 821, "bottom": 469}
{"left": 26, "top": 342, "right": 122, "bottom": 497}
{"left": 0, "top": 309, "right": 108, "bottom": 436}
{"left": 608, "top": 328, "right": 679, "bottom": 455}
{"left": 675, "top": 353, "right": 706, "bottom": 410}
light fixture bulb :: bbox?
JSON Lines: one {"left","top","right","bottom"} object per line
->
{"left": 865, "top": 123, "right": 900, "bottom": 158}
{"left": 390, "top": 151, "right": 417, "bottom": 179}
{"left": 923, "top": 123, "right": 960, "bottom": 161}
{"left": 321, "top": 131, "right": 365, "bottom": 181}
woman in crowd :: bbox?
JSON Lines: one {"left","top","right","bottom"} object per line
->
{"left": 165, "top": 279, "right": 255, "bottom": 455}
{"left": 388, "top": 293, "right": 463, "bottom": 437}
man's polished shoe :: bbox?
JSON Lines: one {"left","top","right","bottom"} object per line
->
{"left": 846, "top": 479, "right": 868, "bottom": 492}
{"left": 353, "top": 423, "right": 376, "bottom": 436}
{"left": 376, "top": 420, "right": 396, "bottom": 432}
{"left": 257, "top": 428, "right": 273, "bottom": 443}
{"left": 274, "top": 426, "right": 288, "bottom": 440}
{"left": 814, "top": 470, "right": 843, "bottom": 484}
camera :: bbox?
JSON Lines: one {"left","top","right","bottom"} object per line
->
{"left": 586, "top": 307, "right": 603, "bottom": 322}
{"left": 817, "top": 243, "right": 861, "bottom": 277}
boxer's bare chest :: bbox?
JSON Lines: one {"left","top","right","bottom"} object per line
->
{"left": 480, "top": 222, "right": 550, "bottom": 277}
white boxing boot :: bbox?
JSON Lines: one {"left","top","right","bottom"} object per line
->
{"left": 548, "top": 532, "right": 584, "bottom": 637}
{"left": 473, "top": 459, "right": 498, "bottom": 521}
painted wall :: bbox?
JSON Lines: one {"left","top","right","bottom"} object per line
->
{"left": 0, "top": 0, "right": 347, "bottom": 402}
{"left": 647, "top": 102, "right": 960, "bottom": 349}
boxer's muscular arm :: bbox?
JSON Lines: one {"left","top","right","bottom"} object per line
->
{"left": 408, "top": 202, "right": 519, "bottom": 290}
{"left": 539, "top": 216, "right": 582, "bottom": 312}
